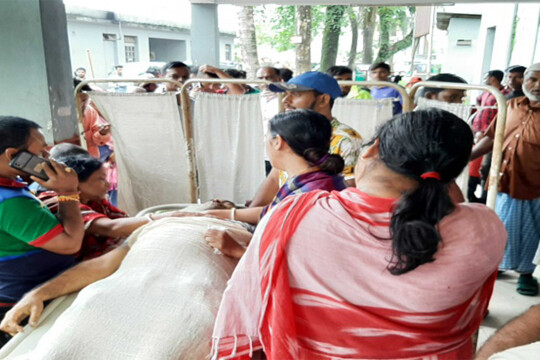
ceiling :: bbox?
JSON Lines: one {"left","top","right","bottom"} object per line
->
{"left": 191, "top": 0, "right": 535, "bottom": 5}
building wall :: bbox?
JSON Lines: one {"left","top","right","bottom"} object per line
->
{"left": 67, "top": 19, "right": 235, "bottom": 77}
{"left": 67, "top": 20, "right": 192, "bottom": 77}
{"left": 473, "top": 3, "right": 540, "bottom": 84}
{"left": 442, "top": 17, "right": 481, "bottom": 83}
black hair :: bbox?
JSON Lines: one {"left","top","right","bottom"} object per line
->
{"left": 373, "top": 108, "right": 473, "bottom": 275}
{"left": 73, "top": 78, "right": 92, "bottom": 92}
{"left": 487, "top": 70, "right": 504, "bottom": 83}
{"left": 224, "top": 69, "right": 247, "bottom": 79}
{"left": 74, "top": 67, "right": 86, "bottom": 76}
{"left": 313, "top": 90, "right": 335, "bottom": 109}
{"left": 200, "top": 68, "right": 220, "bottom": 79}
{"left": 326, "top": 66, "right": 353, "bottom": 77}
{"left": 50, "top": 143, "right": 89, "bottom": 160}
{"left": 260, "top": 66, "right": 280, "bottom": 77}
{"left": 421, "top": 73, "right": 467, "bottom": 96}
{"left": 56, "top": 154, "right": 103, "bottom": 182}
{"left": 279, "top": 68, "right": 293, "bottom": 82}
{"left": 162, "top": 61, "right": 189, "bottom": 76}
{"left": 506, "top": 65, "right": 526, "bottom": 74}
{"left": 0, "top": 116, "right": 41, "bottom": 154}
{"left": 115, "top": 65, "right": 123, "bottom": 69}
{"left": 268, "top": 109, "right": 344, "bottom": 175}
{"left": 370, "top": 62, "right": 391, "bottom": 72}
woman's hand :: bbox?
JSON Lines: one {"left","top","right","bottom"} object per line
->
{"left": 31, "top": 159, "right": 79, "bottom": 194}
{"left": 0, "top": 292, "right": 45, "bottom": 336}
{"left": 205, "top": 229, "right": 246, "bottom": 259}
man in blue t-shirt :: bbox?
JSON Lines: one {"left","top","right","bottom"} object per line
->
{"left": 369, "top": 62, "right": 403, "bottom": 115}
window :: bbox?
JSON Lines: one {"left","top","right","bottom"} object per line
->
{"left": 225, "top": 44, "right": 232, "bottom": 61}
{"left": 124, "top": 36, "right": 137, "bottom": 63}
{"left": 456, "top": 39, "right": 472, "bottom": 46}
{"left": 103, "top": 33, "right": 118, "bottom": 41}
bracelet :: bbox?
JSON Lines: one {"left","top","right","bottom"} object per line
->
{"left": 145, "top": 213, "right": 154, "bottom": 222}
{"left": 57, "top": 194, "right": 80, "bottom": 202}
{"left": 230, "top": 208, "right": 236, "bottom": 220}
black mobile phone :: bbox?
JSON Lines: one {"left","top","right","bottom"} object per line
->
{"left": 9, "top": 151, "right": 50, "bottom": 181}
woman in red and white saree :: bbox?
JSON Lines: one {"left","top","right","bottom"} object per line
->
{"left": 211, "top": 109, "right": 507, "bottom": 360}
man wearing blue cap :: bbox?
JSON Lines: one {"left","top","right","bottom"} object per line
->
{"left": 250, "top": 71, "right": 363, "bottom": 207}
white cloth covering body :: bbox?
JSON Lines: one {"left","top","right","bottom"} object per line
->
{"left": 24, "top": 217, "right": 243, "bottom": 360}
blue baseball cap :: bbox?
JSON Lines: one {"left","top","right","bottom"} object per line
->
{"left": 269, "top": 71, "right": 342, "bottom": 100}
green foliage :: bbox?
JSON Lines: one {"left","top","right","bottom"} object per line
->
{"left": 254, "top": 5, "right": 326, "bottom": 52}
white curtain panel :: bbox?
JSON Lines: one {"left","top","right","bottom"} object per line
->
{"left": 332, "top": 98, "right": 394, "bottom": 142}
{"left": 90, "top": 93, "right": 192, "bottom": 215}
{"left": 193, "top": 93, "right": 265, "bottom": 204}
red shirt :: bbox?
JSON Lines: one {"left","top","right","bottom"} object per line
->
{"left": 472, "top": 86, "right": 510, "bottom": 133}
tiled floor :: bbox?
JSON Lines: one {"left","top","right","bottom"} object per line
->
{"left": 477, "top": 267, "right": 540, "bottom": 349}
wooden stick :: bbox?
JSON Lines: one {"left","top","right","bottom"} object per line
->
{"left": 86, "top": 49, "right": 96, "bottom": 78}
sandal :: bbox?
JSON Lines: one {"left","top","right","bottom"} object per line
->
{"left": 517, "top": 275, "right": 539, "bottom": 296}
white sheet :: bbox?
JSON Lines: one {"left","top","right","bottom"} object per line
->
{"left": 90, "top": 93, "right": 192, "bottom": 216}
{"left": 20, "top": 217, "right": 244, "bottom": 360}
{"left": 193, "top": 93, "right": 265, "bottom": 204}
{"left": 332, "top": 97, "right": 394, "bottom": 141}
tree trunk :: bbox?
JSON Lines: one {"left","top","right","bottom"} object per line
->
{"left": 295, "top": 5, "right": 312, "bottom": 75}
{"left": 237, "top": 6, "right": 259, "bottom": 78}
{"left": 347, "top": 7, "right": 359, "bottom": 69}
{"left": 320, "top": 5, "right": 346, "bottom": 72}
{"left": 361, "top": 7, "right": 377, "bottom": 64}
{"left": 375, "top": 8, "right": 413, "bottom": 63}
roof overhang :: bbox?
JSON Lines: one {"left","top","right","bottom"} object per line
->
{"left": 191, "top": 0, "right": 537, "bottom": 5}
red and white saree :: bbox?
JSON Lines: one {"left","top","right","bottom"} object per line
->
{"left": 211, "top": 188, "right": 506, "bottom": 360}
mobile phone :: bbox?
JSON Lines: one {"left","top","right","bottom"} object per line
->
{"left": 9, "top": 151, "right": 50, "bottom": 181}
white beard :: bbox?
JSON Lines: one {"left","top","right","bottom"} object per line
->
{"left": 523, "top": 85, "right": 540, "bottom": 102}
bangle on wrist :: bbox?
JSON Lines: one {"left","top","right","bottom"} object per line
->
{"left": 145, "top": 213, "right": 154, "bottom": 222}
{"left": 230, "top": 208, "right": 236, "bottom": 220}
{"left": 57, "top": 194, "right": 80, "bottom": 202}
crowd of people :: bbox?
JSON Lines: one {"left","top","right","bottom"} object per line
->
{"left": 0, "top": 59, "right": 539, "bottom": 359}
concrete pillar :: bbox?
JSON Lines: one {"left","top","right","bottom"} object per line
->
{"left": 0, "top": 0, "right": 78, "bottom": 144}
{"left": 190, "top": 3, "right": 220, "bottom": 67}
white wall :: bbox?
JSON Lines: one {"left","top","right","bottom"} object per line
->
{"left": 473, "top": 3, "right": 540, "bottom": 84}
{"left": 441, "top": 17, "right": 480, "bottom": 83}
{"left": 67, "top": 21, "right": 191, "bottom": 77}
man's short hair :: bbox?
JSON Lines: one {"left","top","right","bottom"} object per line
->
{"left": 115, "top": 65, "right": 123, "bottom": 69}
{"left": 369, "top": 62, "right": 391, "bottom": 72}
{"left": 326, "top": 66, "right": 353, "bottom": 77}
{"left": 73, "top": 78, "right": 92, "bottom": 92}
{"left": 487, "top": 70, "right": 504, "bottom": 83}
{"left": 0, "top": 116, "right": 41, "bottom": 154}
{"left": 421, "top": 73, "right": 467, "bottom": 97}
{"left": 50, "top": 143, "right": 89, "bottom": 160}
{"left": 162, "top": 61, "right": 189, "bottom": 76}
{"left": 279, "top": 68, "right": 293, "bottom": 82}
{"left": 505, "top": 65, "right": 526, "bottom": 74}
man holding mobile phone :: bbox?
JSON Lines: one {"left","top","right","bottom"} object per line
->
{"left": 0, "top": 116, "right": 85, "bottom": 344}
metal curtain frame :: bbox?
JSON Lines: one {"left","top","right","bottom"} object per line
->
{"left": 336, "top": 80, "right": 413, "bottom": 112}
{"left": 179, "top": 78, "right": 271, "bottom": 201}
{"left": 409, "top": 81, "right": 508, "bottom": 209}
{"left": 74, "top": 78, "right": 198, "bottom": 202}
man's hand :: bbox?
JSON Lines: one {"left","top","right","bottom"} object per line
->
{"left": 0, "top": 293, "right": 44, "bottom": 336}
{"left": 205, "top": 229, "right": 246, "bottom": 259}
{"left": 31, "top": 159, "right": 78, "bottom": 194}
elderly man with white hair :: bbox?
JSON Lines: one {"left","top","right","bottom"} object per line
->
{"left": 471, "top": 63, "right": 540, "bottom": 296}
